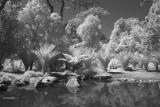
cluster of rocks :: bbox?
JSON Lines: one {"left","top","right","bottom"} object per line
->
{"left": 0, "top": 69, "right": 112, "bottom": 91}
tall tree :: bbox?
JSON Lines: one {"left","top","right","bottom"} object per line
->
{"left": 65, "top": 7, "right": 109, "bottom": 45}
{"left": 17, "top": 0, "right": 66, "bottom": 51}
{"left": 144, "top": 0, "right": 160, "bottom": 51}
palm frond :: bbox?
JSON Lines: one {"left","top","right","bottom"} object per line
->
{"left": 34, "top": 43, "right": 58, "bottom": 73}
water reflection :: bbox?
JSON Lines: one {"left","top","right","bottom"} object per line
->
{"left": 0, "top": 81, "right": 160, "bottom": 107}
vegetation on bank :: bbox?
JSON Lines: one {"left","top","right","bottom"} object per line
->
{"left": 0, "top": 0, "right": 160, "bottom": 76}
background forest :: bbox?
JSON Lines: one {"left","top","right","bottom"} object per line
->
{"left": 0, "top": 0, "right": 160, "bottom": 74}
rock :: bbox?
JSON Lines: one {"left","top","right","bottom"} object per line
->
{"left": 23, "top": 71, "right": 43, "bottom": 78}
{"left": 0, "top": 84, "right": 8, "bottom": 91}
{"left": 13, "top": 77, "right": 29, "bottom": 87}
{"left": 34, "top": 76, "right": 58, "bottom": 88}
{"left": 126, "top": 64, "right": 136, "bottom": 71}
{"left": 30, "top": 77, "right": 43, "bottom": 86}
{"left": 147, "top": 62, "right": 156, "bottom": 72}
{"left": 93, "top": 72, "right": 112, "bottom": 81}
{"left": 14, "top": 80, "right": 26, "bottom": 87}
{"left": 0, "top": 77, "right": 11, "bottom": 86}
{"left": 41, "top": 77, "right": 58, "bottom": 84}
{"left": 66, "top": 77, "right": 80, "bottom": 88}
{"left": 107, "top": 58, "right": 122, "bottom": 71}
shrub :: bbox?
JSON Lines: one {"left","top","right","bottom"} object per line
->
{"left": 115, "top": 52, "right": 145, "bottom": 71}
{"left": 2, "top": 58, "right": 25, "bottom": 72}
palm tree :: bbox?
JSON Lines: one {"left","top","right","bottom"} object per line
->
{"left": 34, "top": 43, "right": 59, "bottom": 74}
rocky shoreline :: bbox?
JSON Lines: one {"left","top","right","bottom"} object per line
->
{"left": 1, "top": 70, "right": 160, "bottom": 92}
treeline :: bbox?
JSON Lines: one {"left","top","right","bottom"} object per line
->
{"left": 0, "top": 0, "right": 160, "bottom": 73}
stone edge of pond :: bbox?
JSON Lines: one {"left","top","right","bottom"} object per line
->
{"left": 1, "top": 71, "right": 160, "bottom": 91}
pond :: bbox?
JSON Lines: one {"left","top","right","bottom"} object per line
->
{"left": 0, "top": 81, "right": 160, "bottom": 107}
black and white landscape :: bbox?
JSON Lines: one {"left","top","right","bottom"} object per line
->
{"left": 0, "top": 0, "right": 160, "bottom": 107}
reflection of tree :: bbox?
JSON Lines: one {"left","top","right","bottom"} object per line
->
{"left": 1, "top": 82, "right": 160, "bottom": 107}
{"left": 59, "top": 81, "right": 160, "bottom": 107}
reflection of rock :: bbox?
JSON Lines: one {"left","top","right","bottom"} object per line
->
{"left": 148, "top": 62, "right": 156, "bottom": 72}
{"left": 66, "top": 86, "right": 80, "bottom": 94}
{"left": 66, "top": 77, "right": 80, "bottom": 88}
{"left": 35, "top": 76, "right": 58, "bottom": 88}
{"left": 0, "top": 84, "right": 8, "bottom": 91}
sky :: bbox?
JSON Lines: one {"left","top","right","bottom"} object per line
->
{"left": 63, "top": 0, "right": 153, "bottom": 36}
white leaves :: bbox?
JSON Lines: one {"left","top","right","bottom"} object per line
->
{"left": 76, "top": 15, "right": 101, "bottom": 42}
{"left": 109, "top": 17, "right": 150, "bottom": 54}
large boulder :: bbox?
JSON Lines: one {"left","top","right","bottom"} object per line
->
{"left": 66, "top": 76, "right": 80, "bottom": 88}
{"left": 21, "top": 71, "right": 43, "bottom": 84}
{"left": 147, "top": 62, "right": 156, "bottom": 72}
{"left": 34, "top": 76, "right": 58, "bottom": 88}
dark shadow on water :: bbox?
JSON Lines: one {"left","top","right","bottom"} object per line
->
{"left": 0, "top": 81, "right": 160, "bottom": 107}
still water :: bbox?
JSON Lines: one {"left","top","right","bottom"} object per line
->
{"left": 0, "top": 81, "right": 160, "bottom": 107}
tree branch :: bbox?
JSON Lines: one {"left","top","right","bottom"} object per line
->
{"left": 60, "top": 0, "right": 65, "bottom": 20}
{"left": 0, "top": 0, "right": 8, "bottom": 12}
{"left": 46, "top": 0, "right": 54, "bottom": 13}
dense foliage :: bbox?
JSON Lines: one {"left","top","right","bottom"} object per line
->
{"left": 1, "top": 0, "right": 160, "bottom": 73}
